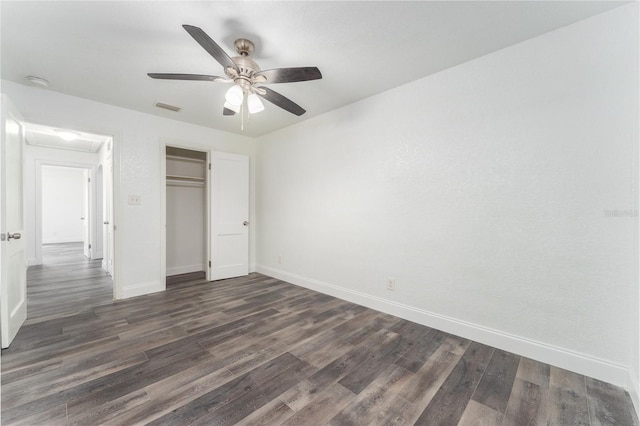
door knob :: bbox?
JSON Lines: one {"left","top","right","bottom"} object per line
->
{"left": 8, "top": 232, "right": 21, "bottom": 240}
{"left": 103, "top": 221, "right": 110, "bottom": 225}
{"left": 243, "top": 221, "right": 249, "bottom": 226}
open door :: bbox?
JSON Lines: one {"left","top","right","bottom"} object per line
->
{"left": 82, "top": 169, "right": 90, "bottom": 258}
{"left": 94, "top": 165, "right": 104, "bottom": 260}
{"left": 103, "top": 152, "right": 114, "bottom": 276}
{"left": 1, "top": 95, "right": 27, "bottom": 348}
{"left": 210, "top": 152, "right": 249, "bottom": 280}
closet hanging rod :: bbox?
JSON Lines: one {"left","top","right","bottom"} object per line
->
{"left": 166, "top": 174, "right": 205, "bottom": 182}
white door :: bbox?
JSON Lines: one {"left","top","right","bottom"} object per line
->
{"left": 94, "top": 165, "right": 104, "bottom": 259}
{"left": 104, "top": 154, "right": 114, "bottom": 276}
{"left": 82, "top": 169, "right": 90, "bottom": 258}
{"left": 210, "top": 152, "right": 249, "bottom": 280}
{"left": 1, "top": 95, "right": 27, "bottom": 348}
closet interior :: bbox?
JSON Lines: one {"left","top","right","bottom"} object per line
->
{"left": 166, "top": 146, "right": 207, "bottom": 284}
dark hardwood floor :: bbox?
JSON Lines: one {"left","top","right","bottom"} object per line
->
{"left": 25, "top": 243, "right": 113, "bottom": 322}
{"left": 167, "top": 271, "right": 206, "bottom": 286}
{"left": 1, "top": 243, "right": 638, "bottom": 425}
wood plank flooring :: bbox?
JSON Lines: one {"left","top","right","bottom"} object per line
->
{"left": 2, "top": 243, "right": 638, "bottom": 425}
{"left": 23, "top": 242, "right": 113, "bottom": 321}
{"left": 167, "top": 271, "right": 206, "bottom": 286}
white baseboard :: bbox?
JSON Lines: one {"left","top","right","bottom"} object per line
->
{"left": 120, "top": 280, "right": 164, "bottom": 299}
{"left": 256, "top": 264, "right": 629, "bottom": 389}
{"left": 630, "top": 370, "right": 640, "bottom": 420}
{"left": 27, "top": 257, "right": 39, "bottom": 266}
{"left": 166, "top": 264, "right": 206, "bottom": 276}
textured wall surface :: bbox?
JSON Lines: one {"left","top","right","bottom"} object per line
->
{"left": 166, "top": 183, "right": 206, "bottom": 275}
{"left": 256, "top": 5, "right": 638, "bottom": 378}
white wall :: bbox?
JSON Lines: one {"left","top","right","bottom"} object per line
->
{"left": 166, "top": 152, "right": 207, "bottom": 276}
{"left": 40, "top": 165, "right": 85, "bottom": 244}
{"left": 256, "top": 4, "right": 638, "bottom": 389}
{"left": 3, "top": 80, "right": 256, "bottom": 299}
{"left": 166, "top": 184, "right": 206, "bottom": 275}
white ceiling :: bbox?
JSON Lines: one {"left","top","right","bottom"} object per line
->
{"left": 1, "top": 1, "right": 628, "bottom": 138}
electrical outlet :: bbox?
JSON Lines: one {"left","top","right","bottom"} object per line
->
{"left": 128, "top": 195, "right": 141, "bottom": 205}
{"left": 387, "top": 278, "right": 395, "bottom": 291}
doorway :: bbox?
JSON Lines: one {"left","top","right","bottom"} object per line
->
{"left": 24, "top": 122, "right": 116, "bottom": 290}
{"left": 160, "top": 145, "right": 250, "bottom": 286}
{"left": 2, "top": 104, "right": 119, "bottom": 348}
{"left": 165, "top": 146, "right": 208, "bottom": 285}
{"left": 39, "top": 165, "right": 89, "bottom": 262}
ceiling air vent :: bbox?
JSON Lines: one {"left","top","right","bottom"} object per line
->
{"left": 155, "top": 102, "right": 181, "bottom": 112}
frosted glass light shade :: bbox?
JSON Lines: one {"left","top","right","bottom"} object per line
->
{"left": 247, "top": 93, "right": 264, "bottom": 114}
{"left": 225, "top": 85, "right": 244, "bottom": 107}
{"left": 224, "top": 101, "right": 240, "bottom": 113}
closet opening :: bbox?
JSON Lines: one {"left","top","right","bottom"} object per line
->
{"left": 165, "top": 146, "right": 208, "bottom": 285}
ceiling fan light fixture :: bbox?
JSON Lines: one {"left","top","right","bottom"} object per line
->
{"left": 225, "top": 85, "right": 244, "bottom": 107}
{"left": 223, "top": 101, "right": 240, "bottom": 114}
{"left": 148, "top": 26, "right": 322, "bottom": 118}
{"left": 247, "top": 93, "right": 264, "bottom": 114}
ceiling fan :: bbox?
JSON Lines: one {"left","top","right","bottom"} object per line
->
{"left": 148, "top": 25, "right": 322, "bottom": 117}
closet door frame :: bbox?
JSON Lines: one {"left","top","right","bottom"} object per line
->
{"left": 160, "top": 140, "right": 212, "bottom": 286}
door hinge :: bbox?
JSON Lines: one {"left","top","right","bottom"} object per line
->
{"left": 208, "top": 163, "right": 211, "bottom": 170}
{"left": 88, "top": 244, "right": 92, "bottom": 249}
{"left": 208, "top": 260, "right": 211, "bottom": 267}
{"left": 88, "top": 177, "right": 91, "bottom": 182}
{"left": 0, "top": 233, "right": 5, "bottom": 241}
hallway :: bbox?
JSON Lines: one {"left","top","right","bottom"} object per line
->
{"left": 27, "top": 242, "right": 112, "bottom": 321}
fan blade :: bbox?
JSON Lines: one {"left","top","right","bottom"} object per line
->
{"left": 182, "top": 25, "right": 238, "bottom": 71}
{"left": 255, "top": 67, "right": 322, "bottom": 84}
{"left": 148, "top": 73, "right": 225, "bottom": 82}
{"left": 223, "top": 107, "right": 236, "bottom": 116}
{"left": 257, "top": 87, "right": 306, "bottom": 116}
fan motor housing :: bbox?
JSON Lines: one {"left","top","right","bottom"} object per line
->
{"left": 231, "top": 55, "right": 260, "bottom": 75}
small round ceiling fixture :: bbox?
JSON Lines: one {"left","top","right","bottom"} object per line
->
{"left": 25, "top": 76, "right": 49, "bottom": 88}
